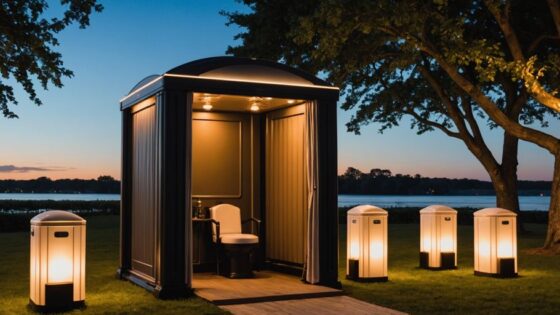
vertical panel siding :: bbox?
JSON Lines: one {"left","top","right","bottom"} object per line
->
{"left": 131, "top": 105, "right": 158, "bottom": 280}
{"left": 266, "top": 106, "right": 307, "bottom": 265}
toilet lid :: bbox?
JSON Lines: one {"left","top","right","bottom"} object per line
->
{"left": 220, "top": 233, "right": 259, "bottom": 244}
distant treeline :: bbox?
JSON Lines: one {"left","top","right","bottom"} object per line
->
{"left": 339, "top": 167, "right": 551, "bottom": 196}
{"left": 0, "top": 176, "right": 120, "bottom": 194}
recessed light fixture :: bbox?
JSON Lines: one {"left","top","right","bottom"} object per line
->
{"left": 202, "top": 103, "right": 213, "bottom": 111}
{"left": 287, "top": 99, "right": 295, "bottom": 104}
{"left": 250, "top": 103, "right": 260, "bottom": 111}
{"left": 265, "top": 97, "right": 273, "bottom": 100}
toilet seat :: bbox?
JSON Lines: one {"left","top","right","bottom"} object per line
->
{"left": 220, "top": 233, "right": 259, "bottom": 244}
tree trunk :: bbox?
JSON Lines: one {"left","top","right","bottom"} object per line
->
{"left": 544, "top": 156, "right": 560, "bottom": 253}
{"left": 500, "top": 132, "right": 525, "bottom": 233}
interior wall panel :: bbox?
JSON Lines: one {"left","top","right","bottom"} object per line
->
{"left": 266, "top": 105, "right": 307, "bottom": 265}
{"left": 131, "top": 104, "right": 158, "bottom": 280}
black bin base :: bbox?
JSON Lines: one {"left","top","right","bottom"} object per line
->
{"left": 346, "top": 259, "right": 388, "bottom": 282}
{"left": 420, "top": 252, "right": 456, "bottom": 270}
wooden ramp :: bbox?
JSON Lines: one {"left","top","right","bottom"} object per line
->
{"left": 192, "top": 271, "right": 343, "bottom": 305}
{"left": 221, "top": 296, "right": 408, "bottom": 315}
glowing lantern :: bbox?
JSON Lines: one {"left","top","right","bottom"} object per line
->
{"left": 30, "top": 211, "right": 86, "bottom": 311}
{"left": 474, "top": 208, "right": 517, "bottom": 278}
{"left": 346, "top": 205, "right": 388, "bottom": 282}
{"left": 419, "top": 205, "right": 457, "bottom": 270}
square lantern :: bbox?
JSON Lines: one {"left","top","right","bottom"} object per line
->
{"left": 346, "top": 205, "right": 388, "bottom": 282}
{"left": 419, "top": 205, "right": 457, "bottom": 270}
{"left": 30, "top": 210, "right": 86, "bottom": 311}
{"left": 474, "top": 208, "right": 517, "bottom": 278}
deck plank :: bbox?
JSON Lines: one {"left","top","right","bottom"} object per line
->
{"left": 192, "top": 271, "right": 342, "bottom": 305}
{"left": 221, "top": 296, "right": 408, "bottom": 315}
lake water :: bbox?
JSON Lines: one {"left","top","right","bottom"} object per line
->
{"left": 339, "top": 195, "right": 550, "bottom": 211}
{"left": 0, "top": 193, "right": 551, "bottom": 211}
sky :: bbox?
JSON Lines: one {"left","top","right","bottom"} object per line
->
{"left": 0, "top": 0, "right": 558, "bottom": 181}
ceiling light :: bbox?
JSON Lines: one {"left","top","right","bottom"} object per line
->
{"left": 265, "top": 97, "right": 273, "bottom": 100}
{"left": 287, "top": 99, "right": 295, "bottom": 104}
{"left": 250, "top": 103, "right": 260, "bottom": 112}
{"left": 202, "top": 103, "right": 213, "bottom": 111}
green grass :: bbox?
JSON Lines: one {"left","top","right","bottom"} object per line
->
{"left": 1, "top": 216, "right": 558, "bottom": 314}
{"left": 0, "top": 216, "right": 225, "bottom": 315}
{"left": 340, "top": 224, "right": 560, "bottom": 315}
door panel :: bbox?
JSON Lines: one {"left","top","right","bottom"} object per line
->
{"left": 131, "top": 105, "right": 158, "bottom": 280}
{"left": 265, "top": 105, "right": 307, "bottom": 265}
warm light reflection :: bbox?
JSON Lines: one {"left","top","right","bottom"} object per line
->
{"left": 250, "top": 104, "right": 260, "bottom": 111}
{"left": 497, "top": 241, "right": 513, "bottom": 258}
{"left": 370, "top": 241, "right": 384, "bottom": 260}
{"left": 440, "top": 236, "right": 453, "bottom": 252}
{"left": 422, "top": 237, "right": 431, "bottom": 252}
{"left": 202, "top": 104, "right": 213, "bottom": 111}
{"left": 479, "top": 240, "right": 490, "bottom": 258}
{"left": 48, "top": 256, "right": 73, "bottom": 283}
{"left": 350, "top": 241, "right": 360, "bottom": 260}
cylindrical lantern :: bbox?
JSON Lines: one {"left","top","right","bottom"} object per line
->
{"left": 474, "top": 208, "right": 517, "bottom": 278}
{"left": 30, "top": 211, "right": 86, "bottom": 311}
{"left": 419, "top": 205, "right": 457, "bottom": 270}
{"left": 346, "top": 205, "right": 388, "bottom": 282}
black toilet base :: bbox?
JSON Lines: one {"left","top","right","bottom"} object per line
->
{"left": 222, "top": 243, "right": 258, "bottom": 279}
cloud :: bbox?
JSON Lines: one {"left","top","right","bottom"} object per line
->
{"left": 0, "top": 165, "right": 71, "bottom": 173}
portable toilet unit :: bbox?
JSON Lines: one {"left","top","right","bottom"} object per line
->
{"left": 346, "top": 205, "right": 388, "bottom": 282}
{"left": 473, "top": 208, "right": 517, "bottom": 278}
{"left": 30, "top": 211, "right": 86, "bottom": 311}
{"left": 419, "top": 205, "right": 457, "bottom": 270}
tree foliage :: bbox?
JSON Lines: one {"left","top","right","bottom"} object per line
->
{"left": 225, "top": 0, "right": 560, "bottom": 249}
{"left": 0, "top": 0, "right": 103, "bottom": 118}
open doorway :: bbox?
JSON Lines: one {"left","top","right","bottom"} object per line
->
{"left": 190, "top": 93, "right": 308, "bottom": 276}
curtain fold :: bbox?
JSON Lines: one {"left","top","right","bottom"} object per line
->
{"left": 304, "top": 101, "right": 320, "bottom": 284}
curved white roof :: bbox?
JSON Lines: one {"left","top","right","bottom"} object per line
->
{"left": 420, "top": 205, "right": 457, "bottom": 214}
{"left": 31, "top": 210, "right": 86, "bottom": 225}
{"left": 474, "top": 207, "right": 517, "bottom": 217}
{"left": 347, "top": 205, "right": 388, "bottom": 215}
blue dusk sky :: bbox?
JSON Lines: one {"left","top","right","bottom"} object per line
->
{"left": 0, "top": 0, "right": 558, "bottom": 181}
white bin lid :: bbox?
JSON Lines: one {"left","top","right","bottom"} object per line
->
{"left": 347, "top": 205, "right": 388, "bottom": 216}
{"left": 31, "top": 210, "right": 86, "bottom": 226}
{"left": 474, "top": 207, "right": 517, "bottom": 217}
{"left": 420, "top": 205, "right": 457, "bottom": 215}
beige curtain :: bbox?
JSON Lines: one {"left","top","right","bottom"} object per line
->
{"left": 304, "top": 101, "right": 320, "bottom": 284}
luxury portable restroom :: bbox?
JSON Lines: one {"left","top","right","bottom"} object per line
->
{"left": 118, "top": 57, "right": 340, "bottom": 298}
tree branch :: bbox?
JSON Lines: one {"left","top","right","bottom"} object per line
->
{"left": 404, "top": 108, "right": 461, "bottom": 139}
{"left": 547, "top": 0, "right": 560, "bottom": 37}
{"left": 528, "top": 34, "right": 560, "bottom": 53}
{"left": 485, "top": 0, "right": 560, "bottom": 112}
{"left": 423, "top": 46, "right": 560, "bottom": 154}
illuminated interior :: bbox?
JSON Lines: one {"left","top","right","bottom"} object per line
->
{"left": 190, "top": 92, "right": 311, "bottom": 276}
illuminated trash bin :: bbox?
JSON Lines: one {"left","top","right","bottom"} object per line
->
{"left": 346, "top": 205, "right": 388, "bottom": 282}
{"left": 30, "top": 210, "right": 86, "bottom": 311}
{"left": 474, "top": 208, "right": 517, "bottom": 278}
{"left": 419, "top": 205, "right": 457, "bottom": 270}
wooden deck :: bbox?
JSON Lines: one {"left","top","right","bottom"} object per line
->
{"left": 192, "top": 271, "right": 343, "bottom": 305}
{"left": 221, "top": 296, "right": 408, "bottom": 315}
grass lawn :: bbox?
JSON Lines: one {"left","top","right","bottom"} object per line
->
{"left": 1, "top": 215, "right": 559, "bottom": 314}
{"left": 340, "top": 223, "right": 560, "bottom": 315}
{"left": 0, "top": 216, "right": 226, "bottom": 315}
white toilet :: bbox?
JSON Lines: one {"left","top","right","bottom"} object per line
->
{"left": 209, "top": 204, "right": 259, "bottom": 278}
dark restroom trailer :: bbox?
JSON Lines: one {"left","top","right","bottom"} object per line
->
{"left": 118, "top": 57, "right": 339, "bottom": 298}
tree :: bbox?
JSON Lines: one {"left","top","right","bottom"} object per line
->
{"left": 0, "top": 0, "right": 103, "bottom": 118}
{"left": 224, "top": 0, "right": 560, "bottom": 251}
